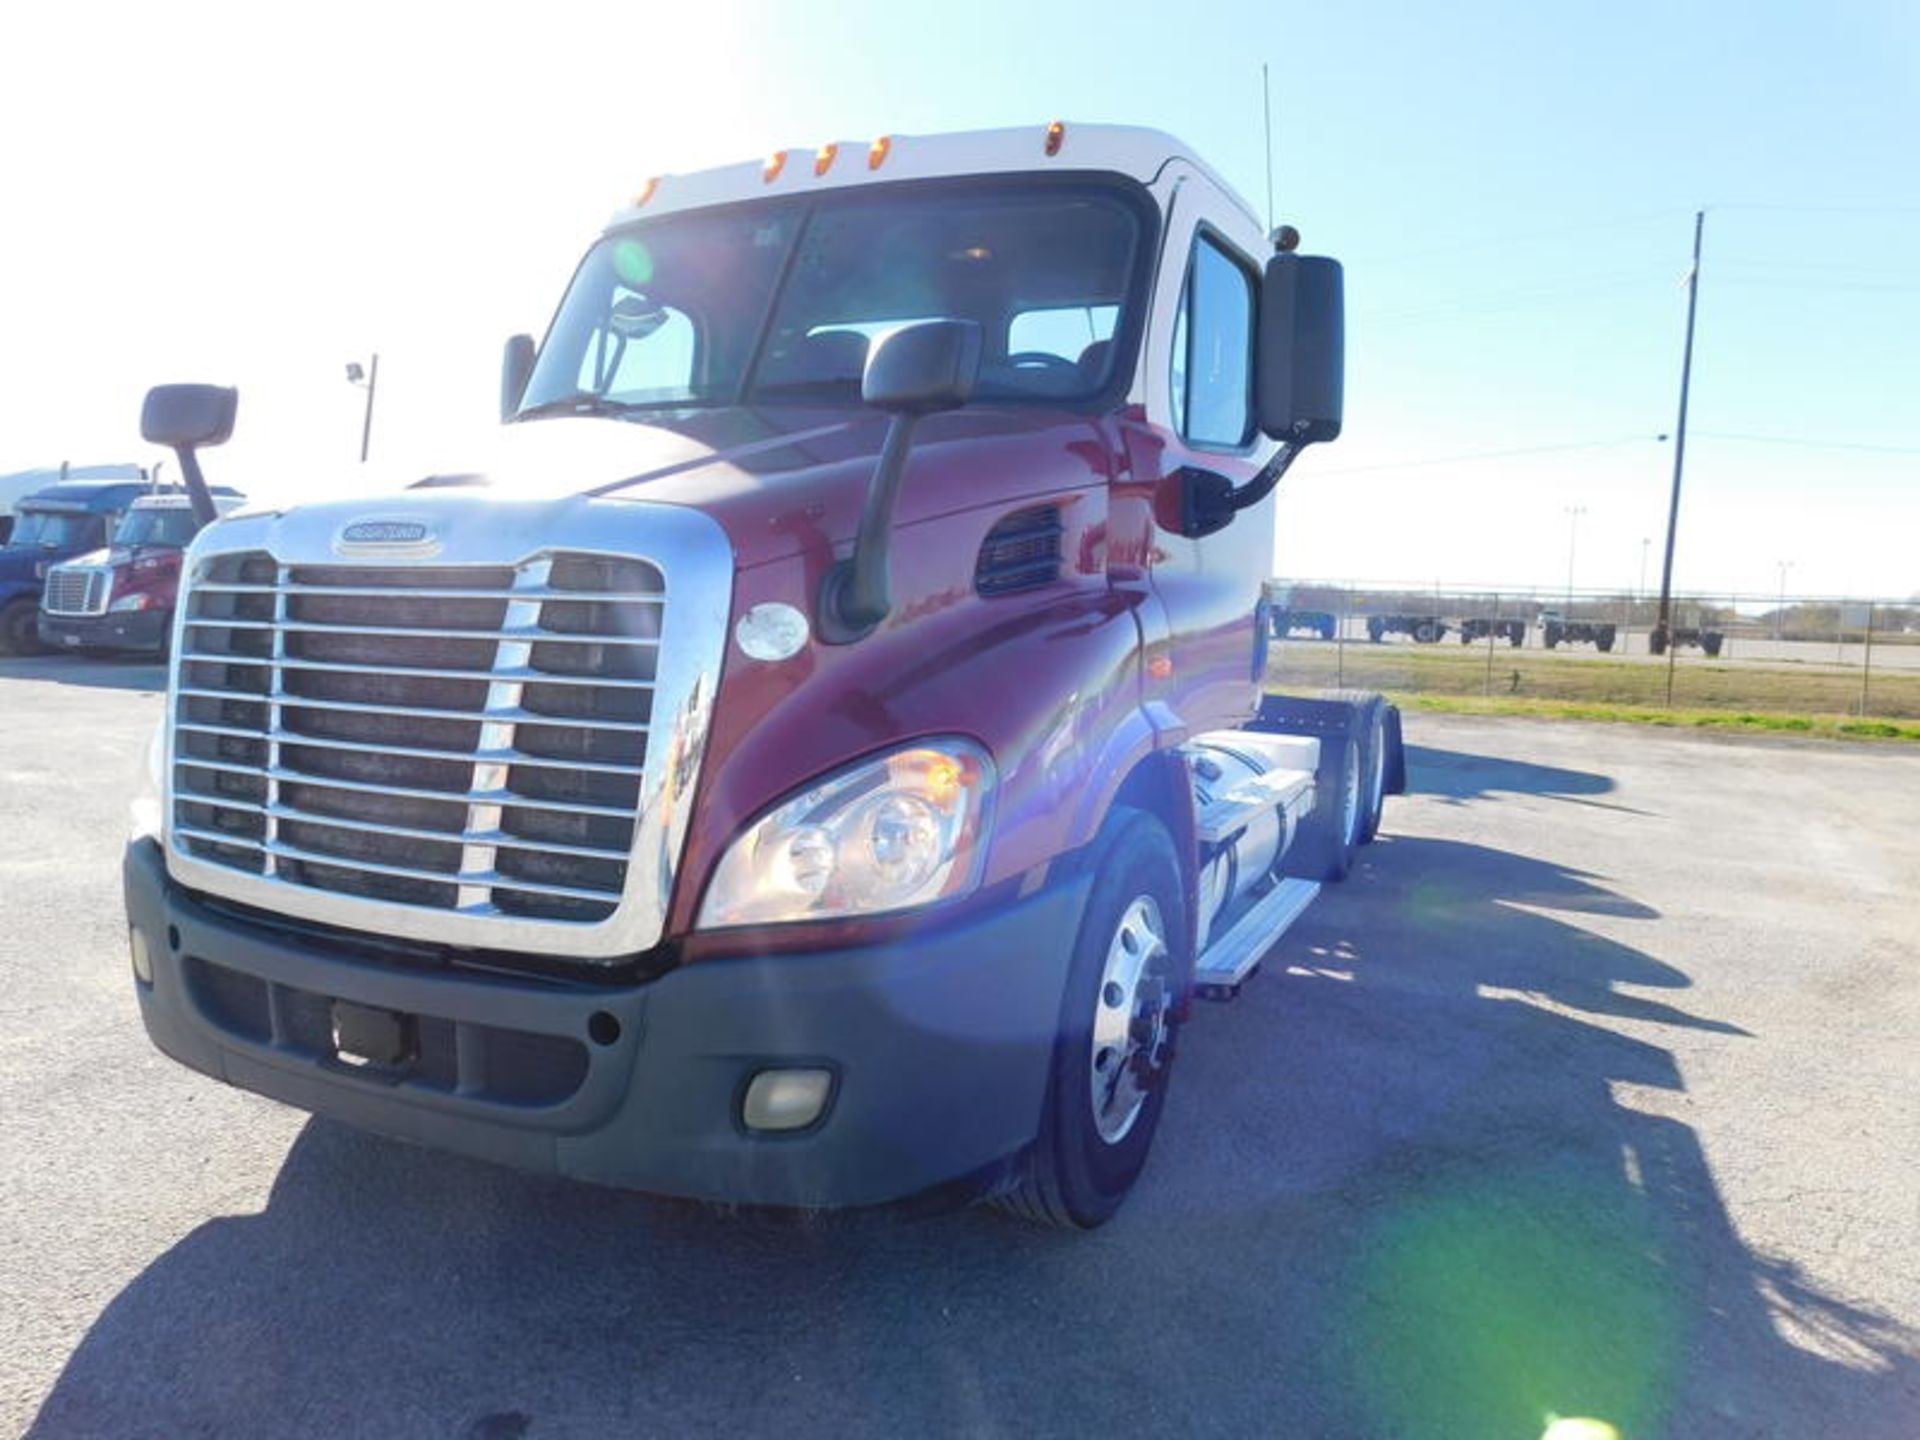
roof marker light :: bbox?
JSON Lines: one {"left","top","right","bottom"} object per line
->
{"left": 764, "top": 150, "right": 788, "bottom": 183}
{"left": 632, "top": 176, "right": 660, "bottom": 208}
{"left": 868, "top": 134, "right": 893, "bottom": 170}
{"left": 1044, "top": 120, "right": 1065, "bottom": 156}
{"left": 814, "top": 142, "right": 839, "bottom": 177}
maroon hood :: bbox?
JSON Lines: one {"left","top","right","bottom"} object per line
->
{"left": 459, "top": 405, "right": 1114, "bottom": 569}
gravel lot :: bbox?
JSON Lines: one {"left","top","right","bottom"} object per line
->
{"left": 3, "top": 655, "right": 1917, "bottom": 1439}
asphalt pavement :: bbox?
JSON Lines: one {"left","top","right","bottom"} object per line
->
{"left": 3, "top": 653, "right": 1917, "bottom": 1439}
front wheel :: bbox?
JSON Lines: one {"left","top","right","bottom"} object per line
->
{"left": 0, "top": 598, "right": 48, "bottom": 656}
{"left": 995, "top": 808, "right": 1188, "bottom": 1229}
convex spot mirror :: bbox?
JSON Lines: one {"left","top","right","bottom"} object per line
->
{"left": 500, "top": 334, "right": 536, "bottom": 420}
{"left": 140, "top": 384, "right": 237, "bottom": 449}
{"left": 1257, "top": 254, "right": 1344, "bottom": 444}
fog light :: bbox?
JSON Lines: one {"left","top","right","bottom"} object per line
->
{"left": 742, "top": 1068, "right": 832, "bottom": 1132}
{"left": 129, "top": 928, "right": 153, "bottom": 985}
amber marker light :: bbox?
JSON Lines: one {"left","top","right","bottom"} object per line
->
{"left": 764, "top": 150, "right": 788, "bottom": 183}
{"left": 814, "top": 142, "right": 839, "bottom": 177}
{"left": 632, "top": 176, "right": 660, "bottom": 208}
{"left": 922, "top": 753, "right": 967, "bottom": 805}
{"left": 868, "top": 134, "right": 893, "bottom": 170}
{"left": 1044, "top": 120, "right": 1066, "bottom": 155}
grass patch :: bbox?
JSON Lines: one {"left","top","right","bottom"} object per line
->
{"left": 1375, "top": 693, "right": 1920, "bottom": 742}
{"left": 1269, "top": 640, "right": 1920, "bottom": 720}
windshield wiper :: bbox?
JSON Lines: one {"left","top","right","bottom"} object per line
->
{"left": 510, "top": 393, "right": 635, "bottom": 423}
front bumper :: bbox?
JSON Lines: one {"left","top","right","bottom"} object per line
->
{"left": 38, "top": 608, "right": 169, "bottom": 652}
{"left": 124, "top": 839, "right": 1088, "bottom": 1208}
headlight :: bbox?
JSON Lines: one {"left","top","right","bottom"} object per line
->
{"left": 109, "top": 592, "right": 154, "bottom": 612}
{"left": 130, "top": 718, "right": 166, "bottom": 842}
{"left": 698, "top": 738, "right": 994, "bottom": 929}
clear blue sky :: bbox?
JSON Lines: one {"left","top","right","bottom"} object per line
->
{"left": 4, "top": 0, "right": 1915, "bottom": 597}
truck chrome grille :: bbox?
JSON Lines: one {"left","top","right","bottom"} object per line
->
{"left": 43, "top": 564, "right": 111, "bottom": 616}
{"left": 170, "top": 550, "right": 664, "bottom": 927}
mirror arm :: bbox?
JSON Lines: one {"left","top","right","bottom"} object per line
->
{"left": 173, "top": 446, "right": 218, "bottom": 526}
{"left": 1227, "top": 439, "right": 1299, "bottom": 515}
{"left": 817, "top": 412, "right": 919, "bottom": 644}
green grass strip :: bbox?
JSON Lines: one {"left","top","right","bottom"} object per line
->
{"left": 1372, "top": 693, "right": 1920, "bottom": 742}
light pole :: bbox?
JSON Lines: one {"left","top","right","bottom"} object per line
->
{"left": 1776, "top": 560, "right": 1793, "bottom": 640}
{"left": 346, "top": 354, "right": 379, "bottom": 463}
{"left": 1564, "top": 504, "right": 1586, "bottom": 611}
{"left": 1655, "top": 211, "right": 1706, "bottom": 678}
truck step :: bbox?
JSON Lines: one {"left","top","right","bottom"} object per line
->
{"left": 1191, "top": 876, "right": 1321, "bottom": 999}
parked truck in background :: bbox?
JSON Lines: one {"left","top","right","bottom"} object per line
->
{"left": 124, "top": 123, "right": 1402, "bottom": 1228}
{"left": 1272, "top": 609, "right": 1337, "bottom": 640}
{"left": 1366, "top": 612, "right": 1449, "bottom": 643}
{"left": 1457, "top": 617, "right": 1526, "bottom": 647}
{"left": 0, "top": 478, "right": 176, "bottom": 655}
{"left": 1258, "top": 580, "right": 1336, "bottom": 640}
{"left": 1650, "top": 622, "right": 1724, "bottom": 658}
{"left": 1537, "top": 608, "right": 1617, "bottom": 652}
{"left": 38, "top": 489, "right": 244, "bottom": 655}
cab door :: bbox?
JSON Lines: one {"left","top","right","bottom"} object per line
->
{"left": 1125, "top": 166, "right": 1279, "bottom": 738}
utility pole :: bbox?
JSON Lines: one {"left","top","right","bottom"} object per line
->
{"left": 347, "top": 353, "right": 379, "bottom": 463}
{"left": 1655, "top": 211, "right": 1704, "bottom": 664}
{"left": 1564, "top": 504, "right": 1586, "bottom": 610}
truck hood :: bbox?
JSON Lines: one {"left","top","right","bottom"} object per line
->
{"left": 350, "top": 406, "right": 1110, "bottom": 570}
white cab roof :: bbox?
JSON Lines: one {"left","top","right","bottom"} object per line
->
{"left": 608, "top": 122, "right": 1261, "bottom": 232}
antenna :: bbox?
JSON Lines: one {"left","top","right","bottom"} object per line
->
{"left": 1262, "top": 63, "right": 1275, "bottom": 232}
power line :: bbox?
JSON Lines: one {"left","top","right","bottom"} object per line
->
{"left": 1704, "top": 201, "right": 1920, "bottom": 218}
{"left": 1349, "top": 208, "right": 1688, "bottom": 267}
{"left": 1315, "top": 430, "right": 1920, "bottom": 479}
{"left": 1358, "top": 271, "right": 1680, "bottom": 328}
{"left": 1317, "top": 435, "right": 1665, "bottom": 477}
{"left": 1692, "top": 431, "right": 1920, "bottom": 457}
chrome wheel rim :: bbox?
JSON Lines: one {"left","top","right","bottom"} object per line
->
{"left": 1090, "top": 894, "right": 1173, "bottom": 1145}
{"left": 1366, "top": 717, "right": 1386, "bottom": 819}
{"left": 1341, "top": 740, "right": 1362, "bottom": 846}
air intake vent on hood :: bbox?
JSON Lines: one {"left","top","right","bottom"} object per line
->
{"left": 975, "top": 506, "right": 1063, "bottom": 597}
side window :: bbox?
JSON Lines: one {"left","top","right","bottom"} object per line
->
{"left": 1173, "top": 234, "right": 1255, "bottom": 448}
{"left": 1007, "top": 305, "right": 1119, "bottom": 366}
{"left": 578, "top": 291, "right": 696, "bottom": 403}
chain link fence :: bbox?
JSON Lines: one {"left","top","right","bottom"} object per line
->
{"left": 1263, "top": 581, "right": 1920, "bottom": 724}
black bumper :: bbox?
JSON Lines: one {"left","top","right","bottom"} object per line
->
{"left": 124, "top": 839, "right": 1088, "bottom": 1208}
{"left": 38, "top": 608, "right": 169, "bottom": 653}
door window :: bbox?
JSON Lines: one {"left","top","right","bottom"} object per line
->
{"left": 1172, "top": 234, "right": 1255, "bottom": 448}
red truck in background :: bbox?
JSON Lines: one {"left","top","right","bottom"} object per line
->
{"left": 124, "top": 123, "right": 1403, "bottom": 1228}
{"left": 39, "top": 490, "right": 244, "bottom": 655}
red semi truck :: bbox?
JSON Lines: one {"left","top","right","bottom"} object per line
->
{"left": 39, "top": 490, "right": 243, "bottom": 654}
{"left": 125, "top": 123, "right": 1402, "bottom": 1228}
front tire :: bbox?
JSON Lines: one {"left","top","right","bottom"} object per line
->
{"left": 996, "top": 807, "right": 1188, "bottom": 1230}
{"left": 0, "top": 598, "right": 48, "bottom": 656}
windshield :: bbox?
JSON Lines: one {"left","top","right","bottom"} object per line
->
{"left": 113, "top": 507, "right": 199, "bottom": 548}
{"left": 5, "top": 510, "right": 101, "bottom": 550}
{"left": 519, "top": 180, "right": 1148, "bottom": 416}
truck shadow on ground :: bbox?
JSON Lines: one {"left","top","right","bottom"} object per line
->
{"left": 0, "top": 655, "right": 167, "bottom": 694}
{"left": 1404, "top": 743, "right": 1653, "bottom": 816}
{"left": 31, "top": 842, "right": 1918, "bottom": 1439}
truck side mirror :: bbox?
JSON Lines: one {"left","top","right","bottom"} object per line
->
{"left": 501, "top": 334, "right": 536, "bottom": 421}
{"left": 140, "top": 384, "right": 237, "bottom": 527}
{"left": 141, "top": 384, "right": 237, "bottom": 451}
{"left": 861, "top": 318, "right": 981, "bottom": 414}
{"left": 1257, "top": 254, "right": 1343, "bottom": 444}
